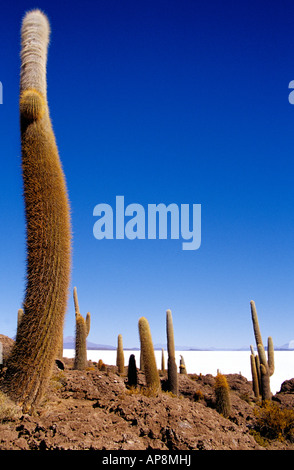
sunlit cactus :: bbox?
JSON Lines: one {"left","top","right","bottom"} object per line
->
{"left": 250, "top": 300, "right": 274, "bottom": 401}
{"left": 73, "top": 287, "right": 91, "bottom": 370}
{"left": 250, "top": 345, "right": 260, "bottom": 398}
{"left": 138, "top": 317, "right": 161, "bottom": 394}
{"left": 2, "top": 10, "right": 71, "bottom": 410}
{"left": 166, "top": 309, "right": 178, "bottom": 395}
{"left": 214, "top": 372, "right": 231, "bottom": 418}
{"left": 116, "top": 334, "right": 125, "bottom": 374}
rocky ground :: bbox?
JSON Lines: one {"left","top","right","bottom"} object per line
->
{"left": 1, "top": 334, "right": 294, "bottom": 452}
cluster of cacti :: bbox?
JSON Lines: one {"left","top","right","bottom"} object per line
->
{"left": 214, "top": 372, "right": 231, "bottom": 418}
{"left": 138, "top": 317, "right": 161, "bottom": 394}
{"left": 166, "top": 309, "right": 178, "bottom": 395}
{"left": 73, "top": 287, "right": 91, "bottom": 370}
{"left": 116, "top": 334, "right": 125, "bottom": 374}
{"left": 1, "top": 10, "right": 71, "bottom": 410}
{"left": 250, "top": 300, "right": 274, "bottom": 401}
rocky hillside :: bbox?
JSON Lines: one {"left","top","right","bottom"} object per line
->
{"left": 1, "top": 334, "right": 294, "bottom": 451}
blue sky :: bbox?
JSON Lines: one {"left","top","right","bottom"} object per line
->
{"left": 0, "top": 0, "right": 294, "bottom": 350}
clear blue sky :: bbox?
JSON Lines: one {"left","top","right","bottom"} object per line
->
{"left": 1, "top": 0, "right": 294, "bottom": 350}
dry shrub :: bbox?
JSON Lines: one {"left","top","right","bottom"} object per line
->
{"left": 0, "top": 391, "right": 22, "bottom": 422}
{"left": 254, "top": 400, "right": 294, "bottom": 442}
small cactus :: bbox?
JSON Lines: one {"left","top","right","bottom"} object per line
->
{"left": 73, "top": 287, "right": 91, "bottom": 370}
{"left": 17, "top": 308, "right": 23, "bottom": 331}
{"left": 179, "top": 355, "right": 187, "bottom": 374}
{"left": 214, "top": 372, "right": 231, "bottom": 418}
{"left": 161, "top": 348, "right": 165, "bottom": 372}
{"left": 166, "top": 309, "right": 178, "bottom": 395}
{"left": 116, "top": 334, "right": 124, "bottom": 374}
{"left": 138, "top": 317, "right": 161, "bottom": 394}
{"left": 74, "top": 315, "right": 87, "bottom": 370}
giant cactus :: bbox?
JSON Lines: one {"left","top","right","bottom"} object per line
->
{"left": 250, "top": 300, "right": 274, "bottom": 401}
{"left": 2, "top": 10, "right": 71, "bottom": 409}
{"left": 166, "top": 309, "right": 178, "bottom": 395}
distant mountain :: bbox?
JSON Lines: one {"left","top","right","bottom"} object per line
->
{"left": 63, "top": 336, "right": 116, "bottom": 350}
{"left": 62, "top": 337, "right": 294, "bottom": 351}
{"left": 277, "top": 340, "right": 294, "bottom": 350}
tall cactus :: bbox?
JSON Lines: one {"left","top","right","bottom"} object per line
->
{"left": 138, "top": 317, "right": 161, "bottom": 394}
{"left": 73, "top": 287, "right": 90, "bottom": 370}
{"left": 166, "top": 309, "right": 178, "bottom": 395}
{"left": 2, "top": 10, "right": 71, "bottom": 409}
{"left": 250, "top": 300, "right": 274, "bottom": 401}
{"left": 116, "top": 334, "right": 125, "bottom": 374}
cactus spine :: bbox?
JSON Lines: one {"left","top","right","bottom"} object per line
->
{"left": 214, "top": 372, "right": 231, "bottom": 418}
{"left": 116, "top": 334, "right": 125, "bottom": 374}
{"left": 2, "top": 10, "right": 71, "bottom": 409}
{"left": 166, "top": 309, "right": 178, "bottom": 395}
{"left": 250, "top": 300, "right": 274, "bottom": 401}
{"left": 73, "top": 287, "right": 91, "bottom": 370}
{"left": 138, "top": 317, "right": 161, "bottom": 394}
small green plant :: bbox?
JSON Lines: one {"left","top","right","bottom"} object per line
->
{"left": 194, "top": 390, "right": 204, "bottom": 401}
